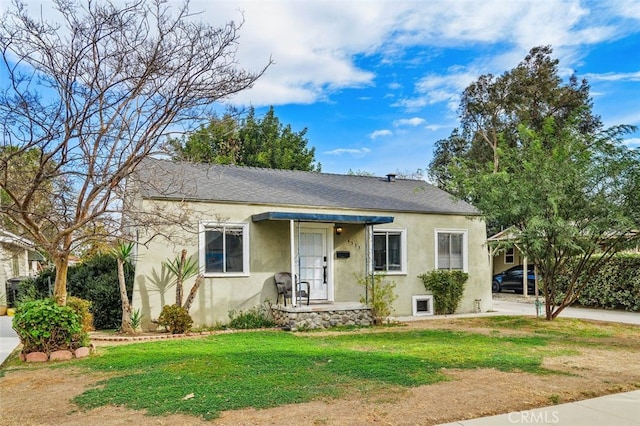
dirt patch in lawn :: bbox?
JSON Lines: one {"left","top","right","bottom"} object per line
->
{"left": 1, "top": 319, "right": 640, "bottom": 426}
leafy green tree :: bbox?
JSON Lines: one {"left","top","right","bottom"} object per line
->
{"left": 170, "top": 106, "right": 320, "bottom": 171}
{"left": 168, "top": 111, "right": 242, "bottom": 165}
{"left": 429, "top": 45, "right": 639, "bottom": 320}
{"left": 429, "top": 46, "right": 601, "bottom": 207}
{"left": 460, "top": 118, "right": 639, "bottom": 319}
{"left": 427, "top": 129, "right": 468, "bottom": 189}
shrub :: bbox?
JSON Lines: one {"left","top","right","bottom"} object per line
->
{"left": 157, "top": 304, "right": 193, "bottom": 334}
{"left": 12, "top": 298, "right": 89, "bottom": 353}
{"left": 228, "top": 305, "right": 275, "bottom": 329}
{"left": 67, "top": 253, "right": 134, "bottom": 329}
{"left": 418, "top": 270, "right": 469, "bottom": 315}
{"left": 67, "top": 296, "right": 94, "bottom": 332}
{"left": 23, "top": 253, "right": 134, "bottom": 329}
{"left": 15, "top": 278, "right": 47, "bottom": 304}
{"left": 555, "top": 254, "right": 640, "bottom": 311}
{"left": 357, "top": 273, "right": 397, "bottom": 324}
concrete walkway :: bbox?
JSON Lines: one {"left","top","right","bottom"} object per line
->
{"left": 437, "top": 390, "right": 640, "bottom": 426}
{"left": 0, "top": 315, "right": 19, "bottom": 366}
{"left": 492, "top": 298, "right": 640, "bottom": 325}
{"left": 397, "top": 297, "right": 640, "bottom": 325}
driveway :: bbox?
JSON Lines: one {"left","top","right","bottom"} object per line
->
{"left": 0, "top": 315, "right": 19, "bottom": 366}
{"left": 491, "top": 294, "right": 640, "bottom": 325}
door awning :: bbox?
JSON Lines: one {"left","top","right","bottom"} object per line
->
{"left": 252, "top": 211, "right": 394, "bottom": 225}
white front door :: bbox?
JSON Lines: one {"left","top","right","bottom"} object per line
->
{"left": 299, "top": 227, "right": 329, "bottom": 300}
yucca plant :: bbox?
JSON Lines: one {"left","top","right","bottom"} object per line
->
{"left": 163, "top": 249, "right": 203, "bottom": 312}
{"left": 130, "top": 308, "right": 143, "bottom": 331}
{"left": 112, "top": 241, "right": 136, "bottom": 334}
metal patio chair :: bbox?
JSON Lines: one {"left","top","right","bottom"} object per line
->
{"left": 274, "top": 272, "right": 310, "bottom": 306}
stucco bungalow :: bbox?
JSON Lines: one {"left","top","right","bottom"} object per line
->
{"left": 129, "top": 159, "right": 491, "bottom": 329}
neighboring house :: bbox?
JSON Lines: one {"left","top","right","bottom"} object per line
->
{"left": 488, "top": 227, "right": 638, "bottom": 296}
{"left": 488, "top": 226, "right": 640, "bottom": 275}
{"left": 487, "top": 228, "right": 528, "bottom": 276}
{"left": 0, "top": 229, "right": 42, "bottom": 307}
{"left": 130, "top": 159, "right": 491, "bottom": 327}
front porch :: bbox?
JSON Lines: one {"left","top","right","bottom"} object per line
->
{"left": 271, "top": 302, "right": 373, "bottom": 330}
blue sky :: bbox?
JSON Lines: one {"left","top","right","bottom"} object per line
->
{"left": 194, "top": 0, "right": 640, "bottom": 177}
{"left": 3, "top": 0, "right": 639, "bottom": 178}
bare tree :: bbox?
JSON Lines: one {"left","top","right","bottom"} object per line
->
{"left": 0, "top": 0, "right": 269, "bottom": 305}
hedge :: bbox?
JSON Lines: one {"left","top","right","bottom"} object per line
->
{"left": 556, "top": 254, "right": 640, "bottom": 311}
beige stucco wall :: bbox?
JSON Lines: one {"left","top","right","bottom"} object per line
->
{"left": 132, "top": 199, "right": 491, "bottom": 327}
{"left": 379, "top": 211, "right": 491, "bottom": 316}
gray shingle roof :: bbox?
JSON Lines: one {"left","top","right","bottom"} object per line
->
{"left": 134, "top": 158, "right": 478, "bottom": 215}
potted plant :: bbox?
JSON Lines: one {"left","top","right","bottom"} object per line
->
{"left": 0, "top": 292, "right": 7, "bottom": 316}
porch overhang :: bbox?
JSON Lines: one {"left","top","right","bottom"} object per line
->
{"left": 251, "top": 211, "right": 394, "bottom": 225}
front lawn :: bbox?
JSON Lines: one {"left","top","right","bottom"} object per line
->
{"left": 73, "top": 319, "right": 562, "bottom": 420}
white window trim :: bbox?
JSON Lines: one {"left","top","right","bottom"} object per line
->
{"left": 372, "top": 227, "right": 407, "bottom": 275}
{"left": 199, "top": 221, "right": 250, "bottom": 277}
{"left": 412, "top": 295, "right": 434, "bottom": 316}
{"left": 434, "top": 228, "right": 469, "bottom": 273}
{"left": 504, "top": 247, "right": 515, "bottom": 265}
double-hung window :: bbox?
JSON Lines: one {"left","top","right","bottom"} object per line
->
{"left": 373, "top": 229, "right": 406, "bottom": 274}
{"left": 435, "top": 229, "right": 468, "bottom": 272}
{"left": 199, "top": 222, "right": 249, "bottom": 276}
{"left": 505, "top": 247, "right": 515, "bottom": 264}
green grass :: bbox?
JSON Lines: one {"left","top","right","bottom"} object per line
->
{"left": 473, "top": 316, "right": 616, "bottom": 338}
{"left": 65, "top": 316, "right": 640, "bottom": 420}
{"left": 73, "top": 326, "right": 553, "bottom": 420}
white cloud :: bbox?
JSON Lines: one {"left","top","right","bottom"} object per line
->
{"left": 601, "top": 110, "right": 640, "bottom": 128}
{"left": 620, "top": 0, "right": 640, "bottom": 20}
{"left": 324, "top": 147, "right": 371, "bottom": 156}
{"left": 4, "top": 0, "right": 636, "bottom": 109}
{"left": 623, "top": 138, "right": 640, "bottom": 148}
{"left": 393, "top": 117, "right": 426, "bottom": 127}
{"left": 585, "top": 71, "right": 640, "bottom": 82}
{"left": 185, "top": 0, "right": 636, "bottom": 108}
{"left": 598, "top": 0, "right": 640, "bottom": 21}
{"left": 392, "top": 98, "right": 428, "bottom": 111}
{"left": 186, "top": 0, "right": 404, "bottom": 106}
{"left": 370, "top": 130, "right": 392, "bottom": 139}
{"left": 425, "top": 124, "right": 450, "bottom": 131}
{"left": 394, "top": 68, "right": 478, "bottom": 112}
